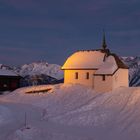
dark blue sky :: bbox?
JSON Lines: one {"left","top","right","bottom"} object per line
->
{"left": 0, "top": 0, "right": 140, "bottom": 66}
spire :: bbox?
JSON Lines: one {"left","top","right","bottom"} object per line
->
{"left": 102, "top": 30, "right": 107, "bottom": 50}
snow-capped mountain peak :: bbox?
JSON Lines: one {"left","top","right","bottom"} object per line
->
{"left": 17, "top": 61, "right": 64, "bottom": 80}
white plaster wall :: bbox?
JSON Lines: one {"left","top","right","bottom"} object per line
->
{"left": 64, "top": 68, "right": 128, "bottom": 93}
{"left": 64, "top": 70, "right": 96, "bottom": 87}
{"left": 94, "top": 75, "right": 113, "bottom": 93}
{"left": 113, "top": 69, "right": 129, "bottom": 89}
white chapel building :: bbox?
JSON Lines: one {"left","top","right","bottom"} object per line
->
{"left": 62, "top": 35, "right": 129, "bottom": 92}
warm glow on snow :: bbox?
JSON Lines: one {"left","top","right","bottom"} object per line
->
{"left": 62, "top": 51, "right": 105, "bottom": 69}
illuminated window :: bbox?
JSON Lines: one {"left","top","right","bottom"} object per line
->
{"left": 102, "top": 75, "right": 105, "bottom": 81}
{"left": 75, "top": 72, "right": 78, "bottom": 79}
{"left": 86, "top": 72, "right": 89, "bottom": 79}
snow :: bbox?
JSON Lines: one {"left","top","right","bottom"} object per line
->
{"left": 95, "top": 56, "right": 118, "bottom": 74}
{"left": 0, "top": 69, "right": 19, "bottom": 76}
{"left": 121, "top": 56, "right": 135, "bottom": 61}
{"left": 0, "top": 105, "right": 13, "bottom": 125}
{"left": 17, "top": 62, "right": 63, "bottom": 80}
{"left": 10, "top": 125, "right": 89, "bottom": 140}
{"left": 10, "top": 126, "right": 44, "bottom": 140}
{"left": 0, "top": 64, "right": 13, "bottom": 70}
{"left": 1, "top": 84, "right": 140, "bottom": 139}
{"left": 62, "top": 50, "right": 105, "bottom": 69}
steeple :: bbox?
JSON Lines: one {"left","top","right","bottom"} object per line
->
{"left": 102, "top": 31, "right": 107, "bottom": 50}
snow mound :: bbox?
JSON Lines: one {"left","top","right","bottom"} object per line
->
{"left": 3, "top": 84, "right": 97, "bottom": 120}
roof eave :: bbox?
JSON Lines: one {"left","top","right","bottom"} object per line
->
{"left": 61, "top": 68, "right": 98, "bottom": 70}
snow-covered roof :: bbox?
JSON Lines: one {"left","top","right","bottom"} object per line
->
{"left": 62, "top": 49, "right": 128, "bottom": 74}
{"left": 0, "top": 69, "right": 19, "bottom": 77}
{"left": 62, "top": 50, "right": 106, "bottom": 69}
{"left": 95, "top": 56, "right": 118, "bottom": 75}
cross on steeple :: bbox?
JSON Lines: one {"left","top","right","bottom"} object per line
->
{"left": 102, "top": 31, "right": 107, "bottom": 50}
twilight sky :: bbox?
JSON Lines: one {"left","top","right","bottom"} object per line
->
{"left": 0, "top": 0, "right": 140, "bottom": 66}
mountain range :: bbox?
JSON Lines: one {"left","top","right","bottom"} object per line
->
{"left": 0, "top": 62, "right": 64, "bottom": 86}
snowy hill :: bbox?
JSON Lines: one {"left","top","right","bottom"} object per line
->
{"left": 1, "top": 84, "right": 140, "bottom": 140}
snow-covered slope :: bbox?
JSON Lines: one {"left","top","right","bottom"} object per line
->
{"left": 0, "top": 106, "right": 13, "bottom": 125}
{"left": 1, "top": 84, "right": 140, "bottom": 140}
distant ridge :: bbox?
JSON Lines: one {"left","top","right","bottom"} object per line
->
{"left": 0, "top": 61, "right": 64, "bottom": 87}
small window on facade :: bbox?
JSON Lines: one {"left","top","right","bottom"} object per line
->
{"left": 86, "top": 72, "right": 89, "bottom": 79}
{"left": 75, "top": 72, "right": 78, "bottom": 79}
{"left": 102, "top": 75, "right": 105, "bottom": 81}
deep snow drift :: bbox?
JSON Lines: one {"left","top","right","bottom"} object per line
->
{"left": 1, "top": 84, "right": 140, "bottom": 140}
